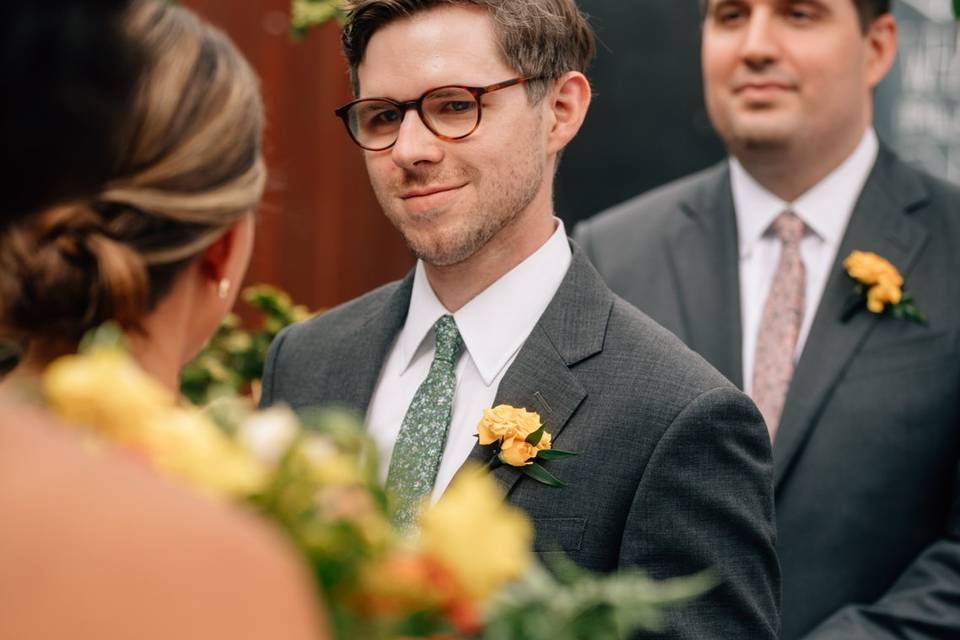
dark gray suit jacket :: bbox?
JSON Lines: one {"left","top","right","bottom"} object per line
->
{"left": 261, "top": 249, "right": 779, "bottom": 639}
{"left": 575, "top": 147, "right": 960, "bottom": 640}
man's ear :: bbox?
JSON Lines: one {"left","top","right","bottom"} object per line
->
{"left": 545, "top": 71, "right": 592, "bottom": 155}
{"left": 865, "top": 13, "right": 897, "bottom": 90}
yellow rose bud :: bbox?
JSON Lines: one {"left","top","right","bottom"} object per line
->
{"left": 476, "top": 405, "right": 542, "bottom": 446}
{"left": 867, "top": 279, "right": 903, "bottom": 314}
{"left": 498, "top": 428, "right": 553, "bottom": 467}
{"left": 498, "top": 437, "right": 538, "bottom": 467}
{"left": 536, "top": 430, "right": 552, "bottom": 451}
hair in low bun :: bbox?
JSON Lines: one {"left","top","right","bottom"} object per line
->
{"left": 0, "top": 205, "right": 148, "bottom": 342}
{"left": 1, "top": 0, "right": 265, "bottom": 350}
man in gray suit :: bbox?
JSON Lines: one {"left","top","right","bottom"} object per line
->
{"left": 576, "top": 1, "right": 960, "bottom": 638}
{"left": 262, "top": 0, "right": 778, "bottom": 637}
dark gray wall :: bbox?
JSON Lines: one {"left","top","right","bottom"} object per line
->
{"left": 557, "top": 0, "right": 724, "bottom": 226}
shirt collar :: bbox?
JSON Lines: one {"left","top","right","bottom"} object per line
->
{"left": 731, "top": 128, "right": 879, "bottom": 257}
{"left": 397, "top": 219, "right": 573, "bottom": 385}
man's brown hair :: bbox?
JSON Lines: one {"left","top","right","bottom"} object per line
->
{"left": 340, "top": 0, "right": 596, "bottom": 101}
{"left": 700, "top": 0, "right": 892, "bottom": 32}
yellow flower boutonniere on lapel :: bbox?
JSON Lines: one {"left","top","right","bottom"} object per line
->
{"left": 476, "top": 405, "right": 576, "bottom": 487}
{"left": 842, "top": 251, "right": 926, "bottom": 324}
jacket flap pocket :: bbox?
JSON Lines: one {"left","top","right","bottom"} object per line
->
{"left": 531, "top": 516, "right": 587, "bottom": 553}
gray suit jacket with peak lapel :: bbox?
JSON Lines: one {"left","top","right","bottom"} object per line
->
{"left": 574, "top": 146, "right": 960, "bottom": 640}
{"left": 261, "top": 248, "right": 780, "bottom": 639}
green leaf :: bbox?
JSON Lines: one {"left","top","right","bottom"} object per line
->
{"left": 536, "top": 449, "right": 577, "bottom": 461}
{"left": 79, "top": 322, "right": 126, "bottom": 353}
{"left": 525, "top": 425, "right": 545, "bottom": 446}
{"left": 523, "top": 462, "right": 566, "bottom": 487}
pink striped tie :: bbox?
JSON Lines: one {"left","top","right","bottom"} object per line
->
{"left": 752, "top": 211, "right": 806, "bottom": 440}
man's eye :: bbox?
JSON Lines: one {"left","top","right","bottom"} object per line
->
{"left": 715, "top": 7, "right": 748, "bottom": 25}
{"left": 439, "top": 101, "right": 476, "bottom": 114}
{"left": 786, "top": 3, "right": 819, "bottom": 22}
{"left": 368, "top": 109, "right": 400, "bottom": 126}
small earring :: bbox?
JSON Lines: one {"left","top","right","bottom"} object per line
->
{"left": 217, "top": 278, "right": 231, "bottom": 300}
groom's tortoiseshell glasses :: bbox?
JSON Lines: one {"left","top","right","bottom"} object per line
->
{"left": 334, "top": 76, "right": 543, "bottom": 151}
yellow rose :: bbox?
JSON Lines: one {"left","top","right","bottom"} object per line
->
{"left": 476, "top": 405, "right": 542, "bottom": 446}
{"left": 537, "top": 430, "right": 552, "bottom": 451}
{"left": 867, "top": 279, "right": 903, "bottom": 313}
{"left": 419, "top": 466, "right": 533, "bottom": 603}
{"left": 43, "top": 347, "right": 172, "bottom": 441}
{"left": 43, "top": 346, "right": 265, "bottom": 498}
{"left": 844, "top": 251, "right": 903, "bottom": 287}
{"left": 141, "top": 407, "right": 267, "bottom": 498}
{"left": 498, "top": 437, "right": 537, "bottom": 467}
{"left": 498, "top": 429, "right": 551, "bottom": 467}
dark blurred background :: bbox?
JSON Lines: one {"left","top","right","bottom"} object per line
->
{"left": 554, "top": 0, "right": 725, "bottom": 222}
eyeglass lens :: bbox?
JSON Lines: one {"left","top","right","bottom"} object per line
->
{"left": 346, "top": 86, "right": 480, "bottom": 150}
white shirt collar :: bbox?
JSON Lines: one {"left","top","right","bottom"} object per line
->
{"left": 397, "top": 219, "right": 573, "bottom": 386}
{"left": 731, "top": 128, "right": 879, "bottom": 257}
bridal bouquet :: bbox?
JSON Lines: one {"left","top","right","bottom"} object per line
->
{"left": 40, "top": 327, "right": 713, "bottom": 639}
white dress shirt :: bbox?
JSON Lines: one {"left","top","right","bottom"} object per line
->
{"left": 365, "top": 219, "right": 572, "bottom": 500}
{"left": 734, "top": 129, "right": 879, "bottom": 396}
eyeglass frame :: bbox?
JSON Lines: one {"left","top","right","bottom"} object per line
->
{"left": 333, "top": 76, "right": 545, "bottom": 151}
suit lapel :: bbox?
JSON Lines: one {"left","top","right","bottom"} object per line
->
{"left": 336, "top": 273, "right": 414, "bottom": 413}
{"left": 773, "top": 148, "right": 931, "bottom": 488}
{"left": 667, "top": 162, "right": 744, "bottom": 387}
{"left": 463, "top": 249, "right": 609, "bottom": 496}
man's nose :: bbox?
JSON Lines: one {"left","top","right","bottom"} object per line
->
{"left": 740, "top": 9, "right": 779, "bottom": 68}
{"left": 390, "top": 108, "right": 444, "bottom": 169}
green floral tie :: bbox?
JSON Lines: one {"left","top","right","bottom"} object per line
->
{"left": 386, "top": 314, "right": 464, "bottom": 530}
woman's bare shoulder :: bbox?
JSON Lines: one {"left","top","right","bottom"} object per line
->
{"left": 0, "top": 398, "right": 326, "bottom": 640}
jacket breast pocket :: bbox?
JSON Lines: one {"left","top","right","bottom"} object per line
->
{"left": 531, "top": 516, "right": 587, "bottom": 553}
{"left": 842, "top": 331, "right": 955, "bottom": 382}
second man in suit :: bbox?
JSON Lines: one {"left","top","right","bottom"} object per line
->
{"left": 262, "top": 0, "right": 779, "bottom": 637}
{"left": 576, "top": 0, "right": 960, "bottom": 638}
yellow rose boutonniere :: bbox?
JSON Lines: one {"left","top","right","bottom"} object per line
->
{"left": 476, "top": 405, "right": 576, "bottom": 487}
{"left": 842, "top": 251, "right": 926, "bottom": 324}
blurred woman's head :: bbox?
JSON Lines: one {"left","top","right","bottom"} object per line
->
{"left": 0, "top": 0, "right": 265, "bottom": 377}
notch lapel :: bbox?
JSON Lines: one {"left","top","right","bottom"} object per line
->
{"left": 773, "top": 149, "right": 931, "bottom": 488}
{"left": 463, "top": 249, "right": 610, "bottom": 496}
{"left": 667, "top": 163, "right": 744, "bottom": 387}
{"left": 334, "top": 273, "right": 414, "bottom": 413}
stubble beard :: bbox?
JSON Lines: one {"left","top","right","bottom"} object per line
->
{"left": 380, "top": 155, "right": 545, "bottom": 268}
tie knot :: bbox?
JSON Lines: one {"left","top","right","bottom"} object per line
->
{"left": 770, "top": 211, "right": 806, "bottom": 245}
{"left": 433, "top": 315, "right": 463, "bottom": 365}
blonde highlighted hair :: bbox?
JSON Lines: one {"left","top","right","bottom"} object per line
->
{"left": 0, "top": 0, "right": 265, "bottom": 343}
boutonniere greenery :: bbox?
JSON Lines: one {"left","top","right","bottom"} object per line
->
{"left": 841, "top": 251, "right": 926, "bottom": 324}
{"left": 477, "top": 405, "right": 576, "bottom": 487}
